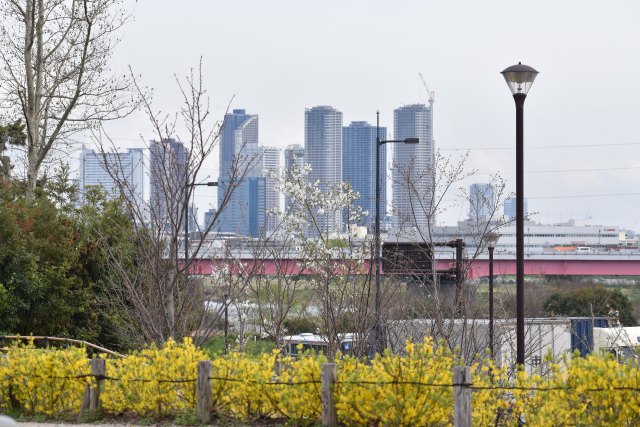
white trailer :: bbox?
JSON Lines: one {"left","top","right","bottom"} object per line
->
{"left": 593, "top": 326, "right": 640, "bottom": 362}
{"left": 386, "top": 317, "right": 574, "bottom": 376}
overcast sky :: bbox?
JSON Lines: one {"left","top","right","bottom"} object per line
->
{"left": 101, "top": 0, "right": 640, "bottom": 230}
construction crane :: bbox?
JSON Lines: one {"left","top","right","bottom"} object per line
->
{"left": 418, "top": 73, "right": 435, "bottom": 105}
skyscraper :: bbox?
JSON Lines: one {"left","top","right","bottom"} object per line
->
{"left": 203, "top": 207, "right": 217, "bottom": 230}
{"left": 504, "top": 197, "right": 528, "bottom": 221}
{"left": 78, "top": 145, "right": 145, "bottom": 207}
{"left": 261, "top": 146, "right": 281, "bottom": 233}
{"left": 343, "top": 121, "right": 387, "bottom": 228}
{"left": 392, "top": 103, "right": 434, "bottom": 231}
{"left": 219, "top": 109, "right": 259, "bottom": 181}
{"left": 284, "top": 144, "right": 305, "bottom": 213}
{"left": 304, "top": 106, "right": 343, "bottom": 236}
{"left": 149, "top": 138, "right": 187, "bottom": 230}
{"left": 469, "top": 183, "right": 496, "bottom": 222}
{"left": 217, "top": 109, "right": 263, "bottom": 236}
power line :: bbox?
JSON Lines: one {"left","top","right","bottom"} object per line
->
{"left": 526, "top": 166, "right": 640, "bottom": 174}
{"left": 528, "top": 192, "right": 640, "bottom": 200}
{"left": 475, "top": 165, "right": 640, "bottom": 175}
{"left": 441, "top": 142, "right": 640, "bottom": 151}
{"left": 443, "top": 192, "right": 640, "bottom": 204}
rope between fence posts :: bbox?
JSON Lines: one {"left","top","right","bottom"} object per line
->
{"left": 209, "top": 376, "right": 321, "bottom": 386}
{"left": 5, "top": 373, "right": 196, "bottom": 383}
{"left": 471, "top": 385, "right": 640, "bottom": 392}
{"left": 338, "top": 380, "right": 456, "bottom": 388}
{"left": 8, "top": 373, "right": 93, "bottom": 380}
{"left": 10, "top": 373, "right": 640, "bottom": 393}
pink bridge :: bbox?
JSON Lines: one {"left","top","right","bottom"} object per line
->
{"left": 187, "top": 253, "right": 640, "bottom": 278}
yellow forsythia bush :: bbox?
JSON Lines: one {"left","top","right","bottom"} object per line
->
{"left": 336, "top": 338, "right": 456, "bottom": 426}
{"left": 0, "top": 342, "right": 90, "bottom": 415}
{"left": 210, "top": 348, "right": 326, "bottom": 423}
{"left": 513, "top": 354, "right": 640, "bottom": 426}
{"left": 274, "top": 351, "right": 326, "bottom": 421}
{"left": 101, "top": 338, "right": 206, "bottom": 417}
{"left": 334, "top": 339, "right": 546, "bottom": 426}
{"left": 211, "top": 350, "right": 280, "bottom": 421}
{"left": 4, "top": 337, "right": 640, "bottom": 425}
{"left": 466, "top": 359, "right": 515, "bottom": 426}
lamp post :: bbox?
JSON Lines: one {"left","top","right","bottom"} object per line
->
{"left": 485, "top": 232, "right": 500, "bottom": 358}
{"left": 501, "top": 62, "right": 538, "bottom": 367}
{"left": 184, "top": 181, "right": 218, "bottom": 271}
{"left": 374, "top": 111, "right": 419, "bottom": 355}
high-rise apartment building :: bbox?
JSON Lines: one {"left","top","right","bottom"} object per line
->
{"left": 504, "top": 197, "right": 528, "bottom": 221}
{"left": 79, "top": 145, "right": 145, "bottom": 207}
{"left": 261, "top": 146, "right": 281, "bottom": 233}
{"left": 203, "top": 207, "right": 217, "bottom": 230}
{"left": 392, "top": 103, "right": 434, "bottom": 232}
{"left": 343, "top": 121, "right": 387, "bottom": 228}
{"left": 219, "top": 109, "right": 259, "bottom": 180}
{"left": 284, "top": 144, "right": 305, "bottom": 212}
{"left": 304, "top": 106, "right": 343, "bottom": 236}
{"left": 149, "top": 138, "right": 187, "bottom": 230}
{"left": 469, "top": 183, "right": 496, "bottom": 222}
{"left": 217, "top": 109, "right": 264, "bottom": 237}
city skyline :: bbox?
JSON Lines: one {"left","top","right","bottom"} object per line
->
{"left": 94, "top": 0, "right": 640, "bottom": 231}
{"left": 80, "top": 99, "right": 637, "bottom": 233}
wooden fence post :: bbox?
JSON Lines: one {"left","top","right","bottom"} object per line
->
{"left": 197, "top": 360, "right": 212, "bottom": 424}
{"left": 321, "top": 363, "right": 337, "bottom": 427}
{"left": 453, "top": 366, "right": 472, "bottom": 427}
{"left": 80, "top": 358, "right": 106, "bottom": 420}
{"left": 89, "top": 358, "right": 106, "bottom": 413}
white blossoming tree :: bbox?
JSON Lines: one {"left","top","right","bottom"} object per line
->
{"left": 247, "top": 163, "right": 383, "bottom": 360}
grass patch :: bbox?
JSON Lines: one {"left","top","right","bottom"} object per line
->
{"left": 203, "top": 335, "right": 276, "bottom": 358}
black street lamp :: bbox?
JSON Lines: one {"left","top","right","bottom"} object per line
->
{"left": 485, "top": 232, "right": 500, "bottom": 358}
{"left": 184, "top": 181, "right": 218, "bottom": 270}
{"left": 373, "top": 111, "right": 419, "bottom": 355}
{"left": 501, "top": 62, "right": 538, "bottom": 368}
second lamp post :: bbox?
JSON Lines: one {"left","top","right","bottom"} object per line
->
{"left": 485, "top": 232, "right": 500, "bottom": 357}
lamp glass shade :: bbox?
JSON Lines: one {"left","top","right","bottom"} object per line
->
{"left": 501, "top": 63, "right": 539, "bottom": 95}
{"left": 486, "top": 232, "right": 500, "bottom": 249}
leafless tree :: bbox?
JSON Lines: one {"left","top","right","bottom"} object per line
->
{"left": 91, "top": 63, "right": 258, "bottom": 347}
{"left": 245, "top": 226, "right": 312, "bottom": 350}
{"left": 0, "top": 0, "right": 138, "bottom": 196}
{"left": 386, "top": 149, "right": 513, "bottom": 362}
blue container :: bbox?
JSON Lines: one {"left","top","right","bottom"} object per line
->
{"left": 569, "top": 317, "right": 609, "bottom": 357}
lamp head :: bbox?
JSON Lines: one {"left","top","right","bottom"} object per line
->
{"left": 485, "top": 232, "right": 501, "bottom": 249}
{"left": 501, "top": 62, "right": 538, "bottom": 95}
{"left": 404, "top": 138, "right": 419, "bottom": 144}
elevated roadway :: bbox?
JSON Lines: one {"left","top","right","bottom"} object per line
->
{"left": 468, "top": 252, "right": 640, "bottom": 278}
{"left": 188, "top": 251, "right": 640, "bottom": 279}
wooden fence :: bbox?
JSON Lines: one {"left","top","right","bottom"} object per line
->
{"left": 72, "top": 358, "right": 474, "bottom": 426}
